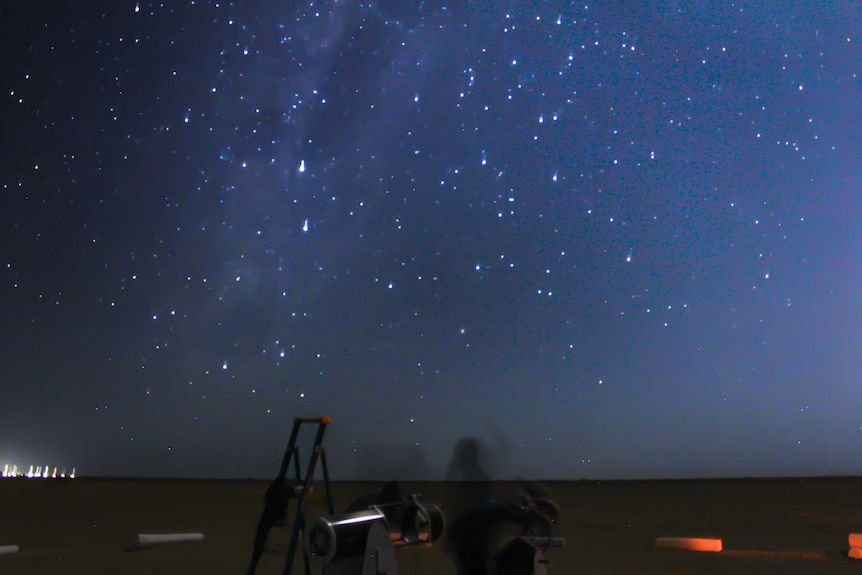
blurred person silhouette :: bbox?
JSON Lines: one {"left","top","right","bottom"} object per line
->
{"left": 445, "top": 437, "right": 490, "bottom": 482}
{"left": 445, "top": 437, "right": 494, "bottom": 519}
{"left": 445, "top": 424, "right": 513, "bottom": 483}
{"left": 443, "top": 426, "right": 519, "bottom": 530}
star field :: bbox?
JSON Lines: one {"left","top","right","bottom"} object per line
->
{"left": 1, "top": 1, "right": 861, "bottom": 479}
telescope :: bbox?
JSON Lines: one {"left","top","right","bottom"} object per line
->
{"left": 303, "top": 495, "right": 444, "bottom": 575}
{"left": 493, "top": 498, "right": 566, "bottom": 575}
{"left": 493, "top": 535, "right": 566, "bottom": 575}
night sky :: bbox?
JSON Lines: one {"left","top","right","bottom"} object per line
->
{"left": 2, "top": 1, "right": 861, "bottom": 481}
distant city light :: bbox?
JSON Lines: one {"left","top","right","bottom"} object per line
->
{"left": 2, "top": 463, "right": 76, "bottom": 479}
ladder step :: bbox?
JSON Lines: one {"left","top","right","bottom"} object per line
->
{"left": 293, "top": 416, "right": 332, "bottom": 424}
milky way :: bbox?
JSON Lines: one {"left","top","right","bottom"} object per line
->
{"left": 1, "top": 1, "right": 861, "bottom": 479}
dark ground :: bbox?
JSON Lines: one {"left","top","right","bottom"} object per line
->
{"left": 2, "top": 477, "right": 862, "bottom": 574}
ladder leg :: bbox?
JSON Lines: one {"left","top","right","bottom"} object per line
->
{"left": 319, "top": 450, "right": 334, "bottom": 516}
{"left": 285, "top": 418, "right": 333, "bottom": 575}
{"left": 283, "top": 511, "right": 305, "bottom": 575}
{"left": 276, "top": 419, "right": 303, "bottom": 482}
{"left": 248, "top": 417, "right": 333, "bottom": 575}
{"left": 290, "top": 440, "right": 327, "bottom": 572}
{"left": 291, "top": 446, "right": 302, "bottom": 482}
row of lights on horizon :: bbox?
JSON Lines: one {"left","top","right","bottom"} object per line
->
{"left": 2, "top": 464, "right": 76, "bottom": 479}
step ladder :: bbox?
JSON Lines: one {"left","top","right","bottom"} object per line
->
{"left": 247, "top": 416, "right": 335, "bottom": 575}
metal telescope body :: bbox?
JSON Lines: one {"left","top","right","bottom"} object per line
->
{"left": 491, "top": 498, "right": 566, "bottom": 575}
{"left": 303, "top": 495, "right": 444, "bottom": 575}
{"left": 494, "top": 536, "right": 566, "bottom": 575}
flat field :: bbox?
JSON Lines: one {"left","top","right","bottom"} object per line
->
{"left": 2, "top": 477, "right": 862, "bottom": 574}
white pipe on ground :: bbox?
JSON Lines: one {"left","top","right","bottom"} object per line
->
{"left": 128, "top": 533, "right": 205, "bottom": 550}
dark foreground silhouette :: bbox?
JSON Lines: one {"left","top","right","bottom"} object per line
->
{"left": 446, "top": 487, "right": 561, "bottom": 575}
